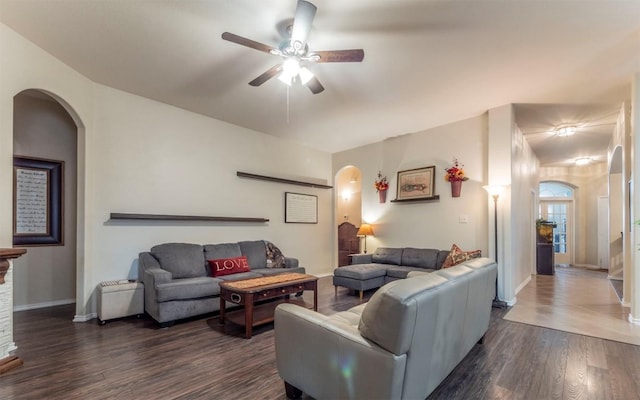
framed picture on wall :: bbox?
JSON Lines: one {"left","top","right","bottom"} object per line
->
{"left": 396, "top": 166, "right": 436, "bottom": 200}
{"left": 13, "top": 156, "right": 64, "bottom": 246}
{"left": 285, "top": 192, "right": 318, "bottom": 224}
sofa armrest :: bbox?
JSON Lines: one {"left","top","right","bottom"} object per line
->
{"left": 275, "top": 303, "right": 406, "bottom": 399}
{"left": 350, "top": 253, "right": 373, "bottom": 264}
{"left": 138, "top": 252, "right": 172, "bottom": 286}
{"left": 284, "top": 257, "right": 299, "bottom": 269}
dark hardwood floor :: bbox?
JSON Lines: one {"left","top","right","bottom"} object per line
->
{"left": 2, "top": 276, "right": 640, "bottom": 400}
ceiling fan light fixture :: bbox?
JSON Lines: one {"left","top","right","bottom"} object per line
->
{"left": 556, "top": 126, "right": 577, "bottom": 137}
{"left": 575, "top": 157, "right": 592, "bottom": 166}
{"left": 298, "top": 67, "right": 314, "bottom": 84}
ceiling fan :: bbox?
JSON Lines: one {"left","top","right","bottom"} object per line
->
{"left": 221, "top": 0, "right": 364, "bottom": 94}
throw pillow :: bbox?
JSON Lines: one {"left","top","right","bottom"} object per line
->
{"left": 265, "top": 241, "right": 285, "bottom": 268}
{"left": 442, "top": 244, "right": 482, "bottom": 268}
{"left": 208, "top": 256, "right": 250, "bottom": 277}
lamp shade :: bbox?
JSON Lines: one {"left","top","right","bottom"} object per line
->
{"left": 357, "top": 223, "right": 374, "bottom": 236}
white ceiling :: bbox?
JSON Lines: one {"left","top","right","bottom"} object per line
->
{"left": 1, "top": 0, "right": 639, "bottom": 165}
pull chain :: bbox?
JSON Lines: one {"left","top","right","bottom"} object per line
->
{"left": 286, "top": 85, "right": 290, "bottom": 125}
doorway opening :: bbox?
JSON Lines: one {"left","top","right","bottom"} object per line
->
{"left": 12, "top": 89, "right": 80, "bottom": 317}
{"left": 336, "top": 166, "right": 362, "bottom": 267}
{"left": 539, "top": 181, "right": 575, "bottom": 266}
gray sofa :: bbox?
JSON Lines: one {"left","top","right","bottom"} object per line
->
{"left": 138, "top": 240, "right": 304, "bottom": 326}
{"left": 333, "top": 247, "right": 450, "bottom": 300}
{"left": 275, "top": 257, "right": 497, "bottom": 400}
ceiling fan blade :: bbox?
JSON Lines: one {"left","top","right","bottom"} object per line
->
{"left": 290, "top": 0, "right": 317, "bottom": 50}
{"left": 249, "top": 64, "right": 283, "bottom": 86}
{"left": 306, "top": 76, "right": 324, "bottom": 94}
{"left": 313, "top": 49, "right": 365, "bottom": 63}
{"left": 221, "top": 32, "right": 275, "bottom": 54}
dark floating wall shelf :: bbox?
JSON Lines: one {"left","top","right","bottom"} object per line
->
{"left": 237, "top": 171, "right": 333, "bottom": 189}
{"left": 390, "top": 195, "right": 440, "bottom": 203}
{"left": 109, "top": 213, "right": 269, "bottom": 223}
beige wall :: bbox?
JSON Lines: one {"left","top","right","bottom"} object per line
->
{"left": 333, "top": 114, "right": 489, "bottom": 256}
{"left": 1, "top": 23, "right": 334, "bottom": 321}
{"left": 13, "top": 92, "right": 77, "bottom": 309}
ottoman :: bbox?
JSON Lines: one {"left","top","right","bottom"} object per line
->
{"left": 97, "top": 281, "right": 144, "bottom": 324}
{"left": 333, "top": 264, "right": 388, "bottom": 301}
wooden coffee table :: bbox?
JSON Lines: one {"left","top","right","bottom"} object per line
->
{"left": 219, "top": 273, "right": 318, "bottom": 338}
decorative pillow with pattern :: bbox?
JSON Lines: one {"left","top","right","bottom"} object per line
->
{"left": 442, "top": 244, "right": 482, "bottom": 268}
{"left": 265, "top": 241, "right": 285, "bottom": 268}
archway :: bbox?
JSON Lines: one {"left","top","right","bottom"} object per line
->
{"left": 608, "top": 145, "right": 624, "bottom": 299}
{"left": 12, "top": 88, "right": 86, "bottom": 320}
{"left": 335, "top": 166, "right": 362, "bottom": 266}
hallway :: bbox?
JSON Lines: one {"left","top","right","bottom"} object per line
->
{"left": 504, "top": 265, "right": 640, "bottom": 346}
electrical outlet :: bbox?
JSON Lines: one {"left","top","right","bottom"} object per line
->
{"left": 459, "top": 215, "right": 469, "bottom": 224}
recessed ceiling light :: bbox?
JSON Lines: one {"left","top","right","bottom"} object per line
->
{"left": 556, "top": 126, "right": 577, "bottom": 137}
{"left": 575, "top": 157, "right": 591, "bottom": 166}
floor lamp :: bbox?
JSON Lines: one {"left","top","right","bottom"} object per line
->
{"left": 357, "top": 223, "right": 374, "bottom": 254}
{"left": 484, "top": 185, "right": 508, "bottom": 309}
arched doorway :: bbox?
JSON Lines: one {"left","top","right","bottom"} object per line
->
{"left": 539, "top": 181, "right": 575, "bottom": 266}
{"left": 336, "top": 166, "right": 362, "bottom": 266}
{"left": 608, "top": 145, "right": 624, "bottom": 298}
{"left": 12, "top": 89, "right": 83, "bottom": 318}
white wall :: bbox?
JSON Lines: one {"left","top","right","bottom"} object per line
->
{"left": 333, "top": 115, "right": 489, "bottom": 257}
{"left": 13, "top": 92, "right": 77, "bottom": 309}
{"left": 510, "top": 125, "right": 539, "bottom": 297}
{"left": 1, "top": 23, "right": 334, "bottom": 322}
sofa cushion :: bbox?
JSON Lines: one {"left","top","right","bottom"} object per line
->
{"left": 204, "top": 243, "right": 242, "bottom": 261}
{"left": 208, "top": 256, "right": 250, "bottom": 277}
{"left": 252, "top": 267, "right": 306, "bottom": 276}
{"left": 358, "top": 273, "right": 449, "bottom": 355}
{"left": 334, "top": 264, "right": 388, "bottom": 280}
{"left": 436, "top": 250, "right": 450, "bottom": 269}
{"left": 401, "top": 248, "right": 439, "bottom": 268}
{"left": 151, "top": 243, "right": 206, "bottom": 279}
{"left": 156, "top": 276, "right": 220, "bottom": 302}
{"left": 372, "top": 247, "right": 403, "bottom": 265}
{"left": 442, "top": 244, "right": 482, "bottom": 268}
{"left": 239, "top": 240, "right": 268, "bottom": 269}
{"left": 216, "top": 271, "right": 262, "bottom": 281}
{"left": 386, "top": 266, "right": 435, "bottom": 279}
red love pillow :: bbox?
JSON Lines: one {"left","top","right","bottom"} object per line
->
{"left": 208, "top": 256, "right": 250, "bottom": 277}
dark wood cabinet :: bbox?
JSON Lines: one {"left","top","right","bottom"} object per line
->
{"left": 536, "top": 244, "right": 554, "bottom": 275}
{"left": 338, "top": 222, "right": 360, "bottom": 267}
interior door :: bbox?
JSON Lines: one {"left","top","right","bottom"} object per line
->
{"left": 540, "top": 200, "right": 573, "bottom": 265}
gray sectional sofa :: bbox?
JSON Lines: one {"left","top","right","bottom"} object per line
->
{"left": 333, "top": 247, "right": 451, "bottom": 300}
{"left": 276, "top": 258, "right": 498, "bottom": 399}
{"left": 138, "top": 240, "right": 304, "bottom": 326}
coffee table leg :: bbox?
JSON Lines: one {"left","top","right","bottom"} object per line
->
{"left": 245, "top": 293, "right": 254, "bottom": 339}
{"left": 313, "top": 281, "right": 318, "bottom": 311}
{"left": 219, "top": 295, "right": 225, "bottom": 325}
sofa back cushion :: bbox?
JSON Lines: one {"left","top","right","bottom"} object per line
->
{"left": 436, "top": 250, "right": 450, "bottom": 269}
{"left": 372, "top": 247, "right": 403, "bottom": 265}
{"left": 401, "top": 248, "right": 440, "bottom": 268}
{"left": 150, "top": 243, "right": 205, "bottom": 279}
{"left": 358, "top": 273, "right": 449, "bottom": 355}
{"left": 238, "top": 240, "right": 268, "bottom": 269}
{"left": 204, "top": 243, "right": 242, "bottom": 275}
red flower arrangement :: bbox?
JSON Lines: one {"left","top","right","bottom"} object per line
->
{"left": 444, "top": 159, "right": 469, "bottom": 182}
{"left": 374, "top": 171, "right": 389, "bottom": 192}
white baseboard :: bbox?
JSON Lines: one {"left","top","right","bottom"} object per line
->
{"left": 628, "top": 313, "right": 640, "bottom": 325}
{"left": 73, "top": 312, "right": 97, "bottom": 323}
{"left": 515, "top": 275, "right": 532, "bottom": 295}
{"left": 13, "top": 298, "right": 75, "bottom": 312}
{"left": 506, "top": 297, "right": 517, "bottom": 307}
